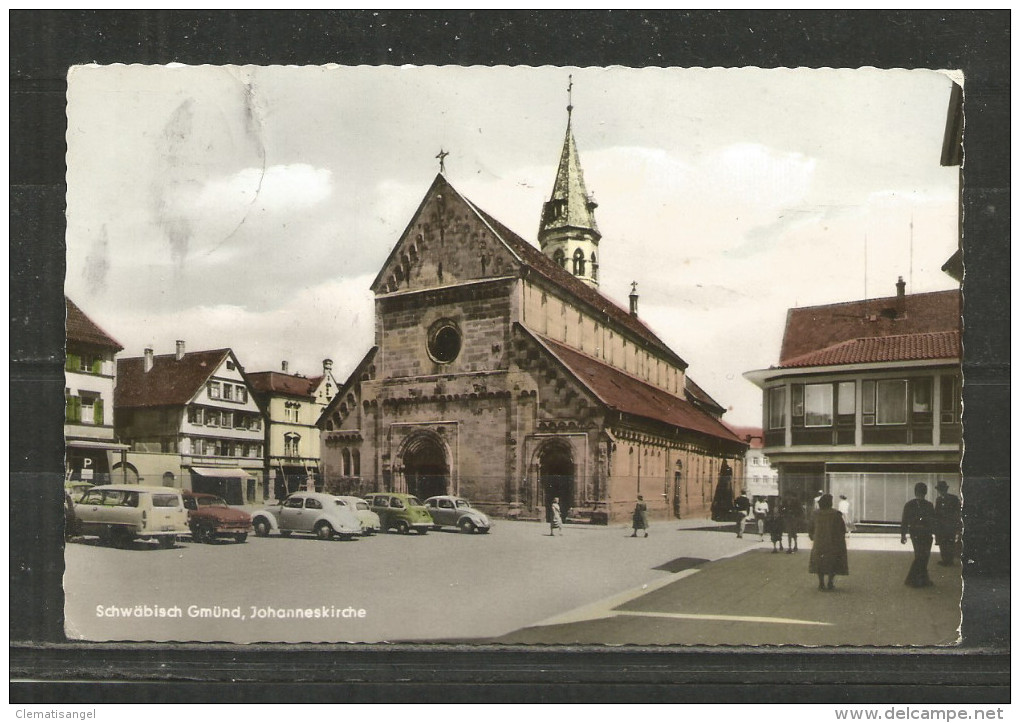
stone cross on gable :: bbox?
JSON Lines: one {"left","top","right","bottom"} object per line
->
{"left": 436, "top": 148, "right": 450, "bottom": 175}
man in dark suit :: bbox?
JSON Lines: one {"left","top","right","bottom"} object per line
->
{"left": 733, "top": 490, "right": 751, "bottom": 538}
{"left": 934, "top": 479, "right": 962, "bottom": 566}
{"left": 901, "top": 482, "right": 936, "bottom": 587}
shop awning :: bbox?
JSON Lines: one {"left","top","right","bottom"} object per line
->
{"left": 190, "top": 466, "right": 254, "bottom": 479}
{"left": 66, "top": 439, "right": 130, "bottom": 451}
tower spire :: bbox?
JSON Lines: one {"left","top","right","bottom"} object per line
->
{"left": 538, "top": 78, "right": 602, "bottom": 288}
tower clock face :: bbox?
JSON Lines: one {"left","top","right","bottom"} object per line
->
{"left": 427, "top": 319, "right": 462, "bottom": 364}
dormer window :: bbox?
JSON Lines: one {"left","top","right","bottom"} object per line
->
{"left": 572, "top": 249, "right": 586, "bottom": 276}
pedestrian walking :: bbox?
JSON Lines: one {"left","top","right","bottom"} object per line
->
{"left": 901, "top": 482, "right": 936, "bottom": 587}
{"left": 838, "top": 494, "right": 856, "bottom": 535}
{"left": 630, "top": 495, "right": 649, "bottom": 537}
{"left": 781, "top": 494, "right": 803, "bottom": 553}
{"left": 934, "top": 480, "right": 962, "bottom": 566}
{"left": 733, "top": 490, "right": 751, "bottom": 538}
{"left": 549, "top": 497, "right": 563, "bottom": 536}
{"left": 753, "top": 496, "right": 769, "bottom": 541}
{"left": 768, "top": 503, "right": 784, "bottom": 553}
{"left": 809, "top": 494, "right": 849, "bottom": 591}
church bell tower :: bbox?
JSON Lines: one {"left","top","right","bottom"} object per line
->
{"left": 538, "top": 78, "right": 602, "bottom": 289}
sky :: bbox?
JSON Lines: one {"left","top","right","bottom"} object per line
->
{"left": 65, "top": 65, "right": 961, "bottom": 427}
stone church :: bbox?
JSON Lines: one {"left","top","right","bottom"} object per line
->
{"left": 318, "top": 110, "right": 747, "bottom": 523}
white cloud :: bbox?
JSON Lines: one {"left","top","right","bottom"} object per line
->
{"left": 196, "top": 163, "right": 334, "bottom": 213}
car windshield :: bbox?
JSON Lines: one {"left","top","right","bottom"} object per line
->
{"left": 152, "top": 494, "right": 180, "bottom": 508}
{"left": 198, "top": 497, "right": 228, "bottom": 508}
{"left": 406, "top": 497, "right": 422, "bottom": 507}
{"left": 456, "top": 499, "right": 471, "bottom": 508}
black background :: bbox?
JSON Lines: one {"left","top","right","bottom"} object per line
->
{"left": 10, "top": 10, "right": 1010, "bottom": 704}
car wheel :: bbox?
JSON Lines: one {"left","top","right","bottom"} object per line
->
{"left": 395, "top": 520, "right": 410, "bottom": 535}
{"left": 157, "top": 535, "right": 175, "bottom": 550}
{"left": 315, "top": 522, "right": 335, "bottom": 541}
{"left": 253, "top": 519, "right": 271, "bottom": 537}
{"left": 190, "top": 525, "right": 206, "bottom": 543}
{"left": 459, "top": 519, "right": 476, "bottom": 534}
{"left": 234, "top": 533, "right": 247, "bottom": 543}
{"left": 111, "top": 527, "right": 132, "bottom": 548}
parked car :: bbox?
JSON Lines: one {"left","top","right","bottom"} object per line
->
{"left": 334, "top": 496, "right": 382, "bottom": 535}
{"left": 74, "top": 485, "right": 189, "bottom": 549}
{"left": 424, "top": 495, "right": 493, "bottom": 533}
{"left": 65, "top": 480, "right": 94, "bottom": 503}
{"left": 183, "top": 491, "right": 253, "bottom": 543}
{"left": 64, "top": 491, "right": 81, "bottom": 541}
{"left": 251, "top": 492, "right": 362, "bottom": 541}
{"left": 364, "top": 493, "right": 433, "bottom": 535}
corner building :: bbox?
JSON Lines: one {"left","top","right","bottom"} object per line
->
{"left": 319, "top": 119, "right": 746, "bottom": 523}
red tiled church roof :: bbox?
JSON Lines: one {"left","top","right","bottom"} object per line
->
{"left": 457, "top": 182, "right": 688, "bottom": 370}
{"left": 779, "top": 330, "right": 960, "bottom": 369}
{"left": 116, "top": 349, "right": 230, "bottom": 408}
{"left": 725, "top": 425, "right": 765, "bottom": 448}
{"left": 247, "top": 371, "right": 322, "bottom": 398}
{"left": 779, "top": 289, "right": 959, "bottom": 364}
{"left": 533, "top": 332, "right": 743, "bottom": 446}
{"left": 65, "top": 297, "right": 122, "bottom": 350}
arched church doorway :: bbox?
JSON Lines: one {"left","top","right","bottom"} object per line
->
{"left": 538, "top": 442, "right": 574, "bottom": 523}
{"left": 403, "top": 435, "right": 450, "bottom": 500}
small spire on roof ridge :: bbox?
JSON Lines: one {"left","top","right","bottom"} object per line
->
{"left": 436, "top": 148, "right": 449, "bottom": 175}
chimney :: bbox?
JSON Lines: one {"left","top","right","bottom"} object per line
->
{"left": 895, "top": 276, "right": 906, "bottom": 316}
{"left": 175, "top": 340, "right": 186, "bottom": 361}
{"left": 282, "top": 361, "right": 289, "bottom": 373}
{"left": 323, "top": 358, "right": 333, "bottom": 374}
{"left": 629, "top": 281, "right": 639, "bottom": 317}
{"left": 144, "top": 347, "right": 154, "bottom": 373}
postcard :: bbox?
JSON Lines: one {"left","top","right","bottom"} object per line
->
{"left": 63, "top": 65, "right": 963, "bottom": 645}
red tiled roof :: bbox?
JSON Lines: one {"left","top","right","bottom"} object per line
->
{"left": 684, "top": 375, "right": 725, "bottom": 414}
{"left": 116, "top": 349, "right": 230, "bottom": 408}
{"left": 66, "top": 297, "right": 122, "bottom": 350}
{"left": 247, "top": 371, "right": 322, "bottom": 398}
{"left": 779, "top": 289, "right": 959, "bottom": 364}
{"left": 779, "top": 330, "right": 960, "bottom": 369}
{"left": 457, "top": 184, "right": 688, "bottom": 370}
{"left": 533, "top": 332, "right": 744, "bottom": 446}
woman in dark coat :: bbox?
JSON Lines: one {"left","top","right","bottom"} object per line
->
{"left": 809, "top": 493, "right": 849, "bottom": 591}
{"left": 631, "top": 495, "right": 649, "bottom": 537}
{"left": 781, "top": 494, "right": 804, "bottom": 554}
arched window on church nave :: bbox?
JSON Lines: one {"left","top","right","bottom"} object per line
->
{"left": 352, "top": 449, "right": 361, "bottom": 477}
{"left": 572, "top": 249, "right": 586, "bottom": 276}
{"left": 590, "top": 253, "right": 598, "bottom": 281}
{"left": 553, "top": 249, "right": 566, "bottom": 268}
{"left": 342, "top": 448, "right": 351, "bottom": 477}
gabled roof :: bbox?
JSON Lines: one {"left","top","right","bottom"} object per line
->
{"left": 247, "top": 371, "right": 322, "bottom": 398}
{"left": 116, "top": 349, "right": 231, "bottom": 408}
{"left": 66, "top": 297, "right": 122, "bottom": 351}
{"left": 779, "top": 330, "right": 960, "bottom": 369}
{"left": 528, "top": 330, "right": 743, "bottom": 446}
{"left": 462, "top": 192, "right": 688, "bottom": 369}
{"left": 779, "top": 289, "right": 959, "bottom": 364}
{"left": 316, "top": 347, "right": 379, "bottom": 429}
{"left": 684, "top": 375, "right": 726, "bottom": 416}
{"left": 538, "top": 117, "right": 600, "bottom": 239}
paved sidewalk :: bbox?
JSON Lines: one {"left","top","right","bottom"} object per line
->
{"left": 491, "top": 533, "right": 963, "bottom": 646}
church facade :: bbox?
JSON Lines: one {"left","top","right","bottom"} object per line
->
{"left": 318, "top": 116, "right": 746, "bottom": 523}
